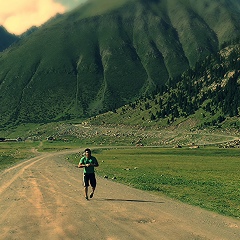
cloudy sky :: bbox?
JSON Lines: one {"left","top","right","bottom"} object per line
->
{"left": 0, "top": 0, "right": 87, "bottom": 35}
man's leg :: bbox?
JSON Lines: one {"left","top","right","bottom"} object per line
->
{"left": 84, "top": 186, "right": 88, "bottom": 200}
{"left": 90, "top": 187, "right": 95, "bottom": 198}
{"left": 90, "top": 174, "right": 96, "bottom": 198}
{"left": 83, "top": 174, "right": 90, "bottom": 200}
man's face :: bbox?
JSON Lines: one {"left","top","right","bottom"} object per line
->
{"left": 85, "top": 150, "right": 91, "bottom": 158}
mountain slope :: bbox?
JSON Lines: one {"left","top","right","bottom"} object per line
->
{"left": 0, "top": 26, "right": 19, "bottom": 52}
{"left": 0, "top": 0, "right": 240, "bottom": 125}
{"left": 88, "top": 43, "right": 240, "bottom": 129}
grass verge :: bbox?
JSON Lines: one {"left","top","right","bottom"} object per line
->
{"left": 0, "top": 142, "right": 39, "bottom": 170}
{"left": 68, "top": 146, "right": 240, "bottom": 219}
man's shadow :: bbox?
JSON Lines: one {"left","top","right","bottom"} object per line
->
{"left": 99, "top": 198, "right": 164, "bottom": 203}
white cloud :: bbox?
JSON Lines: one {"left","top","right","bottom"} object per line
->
{"left": 0, "top": 0, "right": 66, "bottom": 35}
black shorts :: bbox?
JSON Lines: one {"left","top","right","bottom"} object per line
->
{"left": 83, "top": 173, "right": 96, "bottom": 188}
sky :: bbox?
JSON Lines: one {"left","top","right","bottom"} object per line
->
{"left": 0, "top": 0, "right": 87, "bottom": 35}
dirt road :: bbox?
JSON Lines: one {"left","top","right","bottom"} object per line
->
{"left": 0, "top": 149, "right": 239, "bottom": 240}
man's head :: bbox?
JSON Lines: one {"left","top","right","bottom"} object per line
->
{"left": 85, "top": 148, "right": 91, "bottom": 158}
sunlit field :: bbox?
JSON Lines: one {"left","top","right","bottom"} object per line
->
{"left": 1, "top": 139, "right": 239, "bottom": 219}
{"left": 69, "top": 147, "right": 240, "bottom": 219}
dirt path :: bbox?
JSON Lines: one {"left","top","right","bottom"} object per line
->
{"left": 0, "top": 149, "right": 240, "bottom": 240}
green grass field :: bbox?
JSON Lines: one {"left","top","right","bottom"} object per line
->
{"left": 0, "top": 142, "right": 39, "bottom": 170}
{"left": 69, "top": 147, "right": 240, "bottom": 219}
{"left": 1, "top": 139, "right": 239, "bottom": 219}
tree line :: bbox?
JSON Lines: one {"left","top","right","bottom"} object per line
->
{"left": 129, "top": 43, "right": 240, "bottom": 126}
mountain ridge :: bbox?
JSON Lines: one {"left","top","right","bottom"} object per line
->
{"left": 0, "top": 0, "right": 240, "bottom": 126}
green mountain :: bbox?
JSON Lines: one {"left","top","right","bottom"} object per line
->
{"left": 0, "top": 26, "right": 19, "bottom": 52}
{"left": 89, "top": 43, "right": 240, "bottom": 129}
{"left": 0, "top": 0, "right": 240, "bottom": 126}
{"left": 20, "top": 26, "right": 38, "bottom": 39}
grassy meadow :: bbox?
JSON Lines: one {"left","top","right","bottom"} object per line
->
{"left": 0, "top": 123, "right": 239, "bottom": 219}
{"left": 69, "top": 147, "right": 240, "bottom": 219}
{"left": 0, "top": 141, "right": 39, "bottom": 170}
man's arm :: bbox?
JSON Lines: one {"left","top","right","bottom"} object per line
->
{"left": 78, "top": 158, "right": 86, "bottom": 168}
{"left": 92, "top": 157, "right": 99, "bottom": 167}
{"left": 78, "top": 163, "right": 86, "bottom": 168}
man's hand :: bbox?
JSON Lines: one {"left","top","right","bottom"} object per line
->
{"left": 85, "top": 164, "right": 91, "bottom": 167}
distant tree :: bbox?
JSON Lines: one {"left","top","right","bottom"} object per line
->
{"left": 130, "top": 103, "right": 136, "bottom": 109}
{"left": 145, "top": 102, "right": 151, "bottom": 110}
{"left": 150, "top": 113, "right": 156, "bottom": 121}
{"left": 222, "top": 73, "right": 239, "bottom": 116}
{"left": 205, "top": 102, "right": 211, "bottom": 112}
{"left": 217, "top": 115, "right": 225, "bottom": 123}
{"left": 156, "top": 111, "right": 161, "bottom": 119}
{"left": 172, "top": 106, "right": 179, "bottom": 118}
{"left": 159, "top": 98, "right": 163, "bottom": 109}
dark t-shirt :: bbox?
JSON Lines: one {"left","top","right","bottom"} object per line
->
{"left": 79, "top": 156, "right": 98, "bottom": 174}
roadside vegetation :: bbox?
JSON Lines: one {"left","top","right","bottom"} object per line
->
{"left": 0, "top": 142, "right": 38, "bottom": 170}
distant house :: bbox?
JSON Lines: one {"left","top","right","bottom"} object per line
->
{"left": 5, "top": 139, "right": 18, "bottom": 142}
{"left": 174, "top": 145, "right": 182, "bottom": 148}
{"left": 0, "top": 137, "right": 23, "bottom": 142}
{"left": 189, "top": 145, "right": 200, "bottom": 149}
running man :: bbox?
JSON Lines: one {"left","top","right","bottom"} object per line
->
{"left": 78, "top": 148, "right": 99, "bottom": 200}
